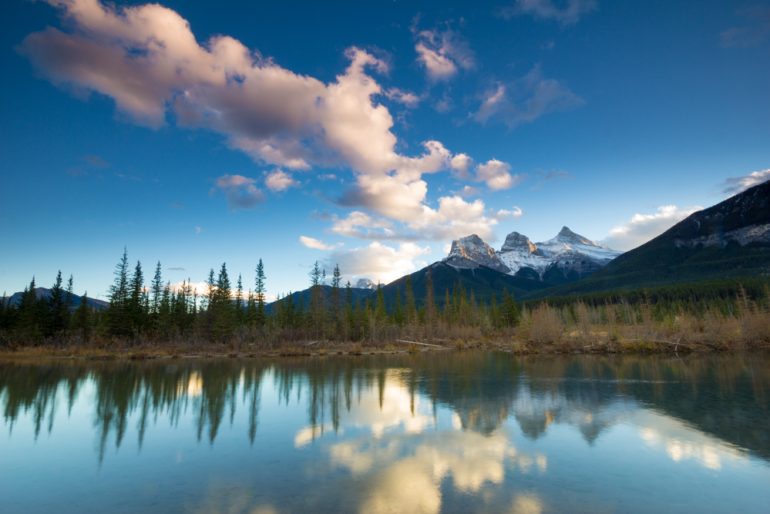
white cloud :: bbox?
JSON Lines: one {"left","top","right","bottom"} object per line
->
{"left": 474, "top": 66, "right": 583, "bottom": 128}
{"left": 500, "top": 0, "right": 598, "bottom": 25}
{"left": 414, "top": 26, "right": 475, "bottom": 81}
{"left": 331, "top": 211, "right": 397, "bottom": 240}
{"left": 496, "top": 206, "right": 524, "bottom": 219}
{"left": 384, "top": 87, "right": 421, "bottom": 107}
{"left": 722, "top": 168, "right": 770, "bottom": 195}
{"left": 299, "top": 235, "right": 336, "bottom": 251}
{"left": 214, "top": 174, "right": 264, "bottom": 208}
{"left": 21, "top": 1, "right": 515, "bottom": 247}
{"left": 450, "top": 153, "right": 473, "bottom": 179}
{"left": 325, "top": 242, "right": 431, "bottom": 284}
{"left": 264, "top": 169, "right": 298, "bottom": 192}
{"left": 602, "top": 205, "right": 701, "bottom": 251}
{"left": 475, "top": 159, "right": 523, "bottom": 191}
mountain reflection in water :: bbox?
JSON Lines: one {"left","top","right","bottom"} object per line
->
{"left": 1, "top": 353, "right": 769, "bottom": 514}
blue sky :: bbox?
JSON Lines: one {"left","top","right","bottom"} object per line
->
{"left": 1, "top": 0, "right": 769, "bottom": 299}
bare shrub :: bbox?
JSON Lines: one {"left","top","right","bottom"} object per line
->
{"left": 528, "top": 304, "right": 564, "bottom": 344}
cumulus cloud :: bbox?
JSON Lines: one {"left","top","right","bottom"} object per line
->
{"left": 722, "top": 168, "right": 770, "bottom": 195}
{"left": 475, "top": 159, "right": 524, "bottom": 190}
{"left": 450, "top": 153, "right": 473, "bottom": 180}
{"left": 331, "top": 211, "right": 398, "bottom": 240}
{"left": 602, "top": 205, "right": 701, "bottom": 251}
{"left": 325, "top": 242, "right": 431, "bottom": 284}
{"left": 20, "top": 0, "right": 513, "bottom": 244}
{"left": 720, "top": 7, "right": 770, "bottom": 48}
{"left": 299, "top": 235, "right": 337, "bottom": 251}
{"left": 500, "top": 0, "right": 598, "bottom": 25}
{"left": 264, "top": 169, "right": 298, "bottom": 192}
{"left": 414, "top": 26, "right": 475, "bottom": 81}
{"left": 474, "top": 66, "right": 583, "bottom": 128}
{"left": 214, "top": 174, "right": 264, "bottom": 208}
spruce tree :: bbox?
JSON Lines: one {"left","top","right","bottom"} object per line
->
{"left": 331, "top": 264, "right": 342, "bottom": 337}
{"left": 235, "top": 273, "right": 244, "bottom": 324}
{"left": 129, "top": 261, "right": 146, "bottom": 335}
{"left": 48, "top": 270, "right": 66, "bottom": 336}
{"left": 108, "top": 248, "right": 131, "bottom": 336}
{"left": 151, "top": 261, "right": 163, "bottom": 314}
{"left": 64, "top": 275, "right": 74, "bottom": 329}
{"left": 502, "top": 289, "right": 520, "bottom": 327}
{"left": 18, "top": 277, "right": 41, "bottom": 341}
{"left": 255, "top": 259, "right": 266, "bottom": 329}
{"left": 424, "top": 270, "right": 436, "bottom": 327}
{"left": 72, "top": 291, "right": 92, "bottom": 342}
{"left": 309, "top": 261, "right": 324, "bottom": 337}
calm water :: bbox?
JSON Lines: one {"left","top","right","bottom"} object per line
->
{"left": 1, "top": 353, "right": 769, "bottom": 514}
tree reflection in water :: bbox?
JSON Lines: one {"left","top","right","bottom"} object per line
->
{"left": 1, "top": 353, "right": 769, "bottom": 459}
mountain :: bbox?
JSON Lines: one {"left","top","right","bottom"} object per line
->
{"left": 266, "top": 285, "right": 374, "bottom": 313}
{"left": 1, "top": 288, "right": 109, "bottom": 310}
{"left": 445, "top": 227, "right": 621, "bottom": 286}
{"left": 536, "top": 180, "right": 770, "bottom": 296}
{"left": 379, "top": 261, "right": 550, "bottom": 307}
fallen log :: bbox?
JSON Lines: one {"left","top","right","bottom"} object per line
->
{"left": 395, "top": 339, "right": 446, "bottom": 349}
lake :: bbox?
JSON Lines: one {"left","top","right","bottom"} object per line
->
{"left": 1, "top": 352, "right": 769, "bottom": 513}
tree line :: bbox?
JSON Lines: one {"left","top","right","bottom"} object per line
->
{"left": 1, "top": 249, "right": 768, "bottom": 349}
{"left": 0, "top": 249, "right": 521, "bottom": 346}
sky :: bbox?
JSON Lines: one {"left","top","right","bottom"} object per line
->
{"left": 1, "top": 0, "right": 769, "bottom": 300}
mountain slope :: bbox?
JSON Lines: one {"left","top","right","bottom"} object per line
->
{"left": 1, "top": 288, "right": 109, "bottom": 310}
{"left": 380, "top": 261, "right": 549, "bottom": 307}
{"left": 531, "top": 180, "right": 770, "bottom": 297}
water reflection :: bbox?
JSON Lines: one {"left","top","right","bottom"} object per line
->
{"left": 1, "top": 353, "right": 769, "bottom": 513}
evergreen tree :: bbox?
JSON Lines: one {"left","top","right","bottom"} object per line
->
{"left": 64, "top": 275, "right": 74, "bottom": 320}
{"left": 211, "top": 263, "right": 234, "bottom": 340}
{"left": 18, "top": 277, "right": 42, "bottom": 340}
{"left": 151, "top": 261, "right": 163, "bottom": 314}
{"left": 246, "top": 291, "right": 257, "bottom": 327}
{"left": 48, "top": 270, "right": 66, "bottom": 336}
{"left": 405, "top": 276, "right": 417, "bottom": 326}
{"left": 107, "top": 248, "right": 131, "bottom": 336}
{"left": 255, "top": 259, "right": 266, "bottom": 329}
{"left": 331, "top": 264, "right": 342, "bottom": 334}
{"left": 424, "top": 269, "right": 436, "bottom": 326}
{"left": 501, "top": 289, "right": 520, "bottom": 327}
{"left": 235, "top": 274, "right": 244, "bottom": 324}
{"left": 72, "top": 291, "right": 92, "bottom": 342}
{"left": 205, "top": 269, "right": 216, "bottom": 311}
{"left": 309, "top": 261, "right": 324, "bottom": 336}
{"left": 128, "top": 261, "right": 146, "bottom": 334}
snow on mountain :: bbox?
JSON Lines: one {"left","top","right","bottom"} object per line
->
{"left": 445, "top": 227, "right": 622, "bottom": 280}
{"left": 355, "top": 278, "right": 377, "bottom": 289}
{"left": 445, "top": 235, "right": 511, "bottom": 274}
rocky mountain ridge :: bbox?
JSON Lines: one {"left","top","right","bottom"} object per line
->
{"left": 445, "top": 226, "right": 622, "bottom": 282}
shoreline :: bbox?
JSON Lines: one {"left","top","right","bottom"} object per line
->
{"left": 1, "top": 337, "right": 766, "bottom": 362}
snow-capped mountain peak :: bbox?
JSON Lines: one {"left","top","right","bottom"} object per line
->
{"left": 446, "top": 234, "right": 511, "bottom": 274}
{"left": 554, "top": 226, "right": 597, "bottom": 247}
{"left": 444, "top": 227, "right": 622, "bottom": 282}
{"left": 355, "top": 278, "right": 377, "bottom": 289}
{"left": 501, "top": 232, "right": 540, "bottom": 254}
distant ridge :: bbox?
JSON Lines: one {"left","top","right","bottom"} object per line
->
{"left": 532, "top": 179, "right": 770, "bottom": 297}
{"left": 1, "top": 287, "right": 108, "bottom": 310}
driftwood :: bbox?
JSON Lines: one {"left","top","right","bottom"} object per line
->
{"left": 395, "top": 339, "right": 446, "bottom": 349}
{"left": 305, "top": 340, "right": 321, "bottom": 346}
